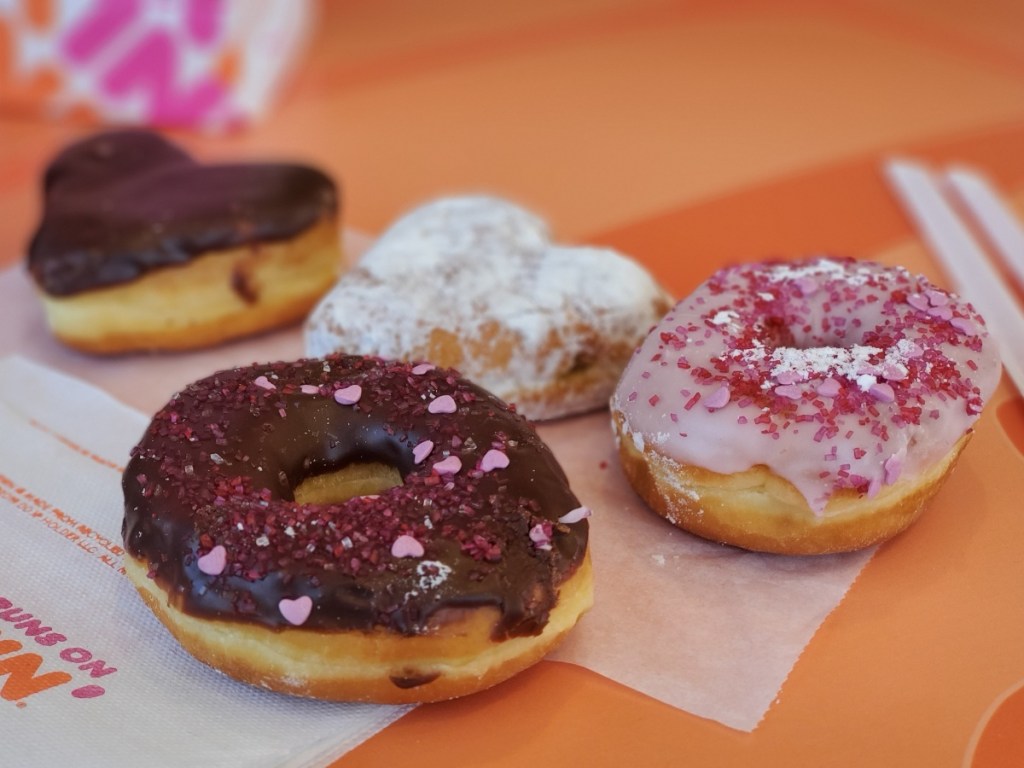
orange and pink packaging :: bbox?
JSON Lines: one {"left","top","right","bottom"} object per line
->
{"left": 0, "top": 0, "right": 313, "bottom": 130}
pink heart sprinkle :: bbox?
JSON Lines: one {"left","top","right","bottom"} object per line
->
{"left": 950, "top": 317, "right": 977, "bottom": 336}
{"left": 925, "top": 289, "right": 948, "bottom": 307}
{"left": 869, "top": 382, "right": 895, "bottom": 403}
{"left": 334, "top": 385, "right": 362, "bottom": 405}
{"left": 433, "top": 455, "right": 462, "bottom": 475}
{"left": 558, "top": 506, "right": 592, "bottom": 524}
{"left": 300, "top": 384, "right": 319, "bottom": 395}
{"left": 529, "top": 523, "right": 552, "bottom": 550}
{"left": 816, "top": 378, "right": 842, "bottom": 398}
{"left": 197, "top": 545, "right": 226, "bottom": 576}
{"left": 793, "top": 276, "right": 819, "bottom": 296}
{"left": 279, "top": 596, "right": 313, "bottom": 626}
{"left": 480, "top": 449, "right": 510, "bottom": 472}
{"left": 412, "top": 440, "right": 434, "bottom": 464}
{"left": 428, "top": 395, "right": 457, "bottom": 414}
{"left": 774, "top": 384, "right": 803, "bottom": 400}
{"left": 902, "top": 340, "right": 924, "bottom": 358}
{"left": 411, "top": 363, "right": 435, "bottom": 375}
{"left": 882, "top": 363, "right": 908, "bottom": 381}
{"left": 391, "top": 534, "right": 425, "bottom": 558}
{"left": 253, "top": 375, "right": 276, "bottom": 391}
{"left": 866, "top": 474, "right": 882, "bottom": 499}
{"left": 907, "top": 294, "right": 930, "bottom": 311}
{"left": 703, "top": 385, "right": 731, "bottom": 410}
{"left": 883, "top": 452, "right": 904, "bottom": 485}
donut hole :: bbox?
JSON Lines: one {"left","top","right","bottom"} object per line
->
{"left": 760, "top": 315, "right": 859, "bottom": 353}
{"left": 293, "top": 462, "right": 402, "bottom": 505}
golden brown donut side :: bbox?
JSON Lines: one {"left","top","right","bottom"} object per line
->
{"left": 36, "top": 215, "right": 342, "bottom": 354}
{"left": 126, "top": 552, "right": 592, "bottom": 703}
{"left": 612, "top": 410, "right": 971, "bottom": 555}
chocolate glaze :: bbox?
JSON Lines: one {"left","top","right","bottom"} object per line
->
{"left": 28, "top": 130, "right": 338, "bottom": 296}
{"left": 122, "top": 356, "right": 588, "bottom": 639}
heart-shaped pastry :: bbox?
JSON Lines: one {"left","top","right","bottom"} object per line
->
{"left": 27, "top": 129, "right": 342, "bottom": 353}
{"left": 305, "top": 196, "right": 672, "bottom": 419}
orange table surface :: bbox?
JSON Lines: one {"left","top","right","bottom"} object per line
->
{"left": 3, "top": 1, "right": 1024, "bottom": 766}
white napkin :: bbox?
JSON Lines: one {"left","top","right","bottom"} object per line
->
{"left": 0, "top": 355, "right": 409, "bottom": 768}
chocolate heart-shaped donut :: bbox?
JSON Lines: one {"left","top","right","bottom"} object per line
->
{"left": 305, "top": 196, "right": 671, "bottom": 420}
{"left": 27, "top": 130, "right": 342, "bottom": 353}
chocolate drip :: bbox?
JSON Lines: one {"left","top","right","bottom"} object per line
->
{"left": 122, "top": 357, "right": 588, "bottom": 639}
{"left": 28, "top": 130, "right": 338, "bottom": 296}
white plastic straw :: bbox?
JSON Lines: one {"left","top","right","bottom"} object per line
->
{"left": 883, "top": 158, "right": 1024, "bottom": 394}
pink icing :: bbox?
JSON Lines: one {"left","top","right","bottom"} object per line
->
{"left": 612, "top": 257, "right": 1001, "bottom": 515}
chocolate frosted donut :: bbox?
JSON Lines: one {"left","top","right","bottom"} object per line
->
{"left": 27, "top": 130, "right": 343, "bottom": 353}
{"left": 122, "top": 356, "right": 593, "bottom": 702}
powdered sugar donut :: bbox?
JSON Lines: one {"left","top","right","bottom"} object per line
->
{"left": 304, "top": 196, "right": 672, "bottom": 420}
{"left": 611, "top": 257, "right": 1001, "bottom": 555}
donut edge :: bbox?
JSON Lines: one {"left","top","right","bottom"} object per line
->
{"left": 611, "top": 409, "right": 972, "bottom": 555}
{"left": 36, "top": 214, "right": 342, "bottom": 354}
{"left": 124, "top": 549, "right": 593, "bottom": 703}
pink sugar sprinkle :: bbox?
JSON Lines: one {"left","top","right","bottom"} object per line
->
{"left": 197, "top": 545, "right": 226, "bottom": 576}
{"left": 816, "top": 378, "right": 842, "bottom": 398}
{"left": 334, "top": 384, "right": 362, "bottom": 405}
{"left": 411, "top": 363, "right": 435, "bottom": 375}
{"left": 433, "top": 455, "right": 462, "bottom": 475}
{"left": 480, "top": 449, "right": 510, "bottom": 472}
{"left": 869, "top": 382, "right": 895, "bottom": 403}
{"left": 428, "top": 394, "right": 457, "bottom": 414}
{"left": 253, "top": 375, "right": 275, "bottom": 391}
{"left": 774, "top": 384, "right": 803, "bottom": 400}
{"left": 704, "top": 384, "right": 731, "bottom": 410}
{"left": 683, "top": 392, "right": 701, "bottom": 410}
{"left": 412, "top": 440, "right": 434, "bottom": 464}
{"left": 299, "top": 384, "right": 319, "bottom": 395}
{"left": 558, "top": 506, "right": 592, "bottom": 524}
{"left": 649, "top": 395, "right": 661, "bottom": 407}
{"left": 391, "top": 534, "right": 425, "bottom": 558}
{"left": 950, "top": 316, "right": 977, "bottom": 336}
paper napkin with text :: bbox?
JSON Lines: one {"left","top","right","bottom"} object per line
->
{"left": 0, "top": 356, "right": 408, "bottom": 768}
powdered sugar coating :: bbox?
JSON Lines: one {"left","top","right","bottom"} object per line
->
{"left": 612, "top": 257, "right": 1001, "bottom": 514}
{"left": 304, "top": 196, "right": 671, "bottom": 420}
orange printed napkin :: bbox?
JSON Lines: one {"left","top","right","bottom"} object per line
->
{"left": 0, "top": 355, "right": 408, "bottom": 767}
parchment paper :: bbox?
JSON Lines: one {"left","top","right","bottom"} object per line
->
{"left": 0, "top": 243, "right": 874, "bottom": 731}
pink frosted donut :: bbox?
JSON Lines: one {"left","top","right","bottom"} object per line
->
{"left": 610, "top": 257, "right": 1001, "bottom": 554}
